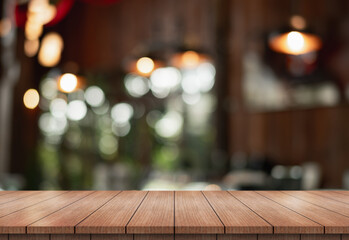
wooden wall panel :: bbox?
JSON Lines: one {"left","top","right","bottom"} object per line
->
{"left": 51, "top": 235, "right": 90, "bottom": 240}
{"left": 258, "top": 235, "right": 300, "bottom": 240}
{"left": 218, "top": 234, "right": 257, "bottom": 240}
{"left": 134, "top": 235, "right": 173, "bottom": 240}
{"left": 91, "top": 235, "right": 132, "bottom": 240}
{"left": 8, "top": 235, "right": 49, "bottom": 240}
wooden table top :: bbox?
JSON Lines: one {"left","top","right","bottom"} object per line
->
{"left": 0, "top": 190, "right": 348, "bottom": 235}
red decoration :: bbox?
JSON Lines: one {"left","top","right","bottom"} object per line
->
{"left": 15, "top": 0, "right": 75, "bottom": 27}
{"left": 79, "top": 0, "right": 121, "bottom": 4}
{"left": 15, "top": 0, "right": 122, "bottom": 28}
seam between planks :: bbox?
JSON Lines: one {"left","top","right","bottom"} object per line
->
{"left": 201, "top": 191, "right": 226, "bottom": 234}
{"left": 124, "top": 191, "right": 149, "bottom": 234}
{"left": 282, "top": 191, "right": 349, "bottom": 223}
{"left": 173, "top": 191, "right": 175, "bottom": 240}
{"left": 0, "top": 191, "right": 69, "bottom": 220}
{"left": 302, "top": 191, "right": 349, "bottom": 205}
{"left": 74, "top": 191, "right": 123, "bottom": 234}
{"left": 255, "top": 191, "right": 325, "bottom": 234}
{"left": 25, "top": 191, "right": 97, "bottom": 233}
{"left": 227, "top": 191, "right": 275, "bottom": 234}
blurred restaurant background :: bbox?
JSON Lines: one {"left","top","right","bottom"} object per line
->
{"left": 0, "top": 0, "right": 349, "bottom": 191}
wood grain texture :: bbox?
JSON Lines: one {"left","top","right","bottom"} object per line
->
{"left": 127, "top": 191, "right": 174, "bottom": 234}
{"left": 217, "top": 234, "right": 257, "bottom": 240}
{"left": 306, "top": 191, "right": 349, "bottom": 205}
{"left": 0, "top": 191, "right": 92, "bottom": 234}
{"left": 258, "top": 235, "right": 300, "bottom": 240}
{"left": 0, "top": 235, "right": 7, "bottom": 240}
{"left": 175, "top": 191, "right": 224, "bottom": 234}
{"left": 91, "top": 235, "right": 132, "bottom": 240}
{"left": 283, "top": 191, "right": 349, "bottom": 218}
{"left": 51, "top": 235, "right": 90, "bottom": 240}
{"left": 0, "top": 191, "right": 66, "bottom": 218}
{"left": 300, "top": 235, "right": 340, "bottom": 240}
{"left": 229, "top": 191, "right": 323, "bottom": 234}
{"left": 175, "top": 235, "right": 216, "bottom": 240}
{"left": 28, "top": 191, "right": 119, "bottom": 234}
{"left": 203, "top": 191, "right": 272, "bottom": 234}
{"left": 0, "top": 192, "right": 37, "bottom": 205}
{"left": 8, "top": 235, "right": 49, "bottom": 240}
{"left": 76, "top": 191, "right": 148, "bottom": 234}
{"left": 134, "top": 234, "right": 173, "bottom": 240}
{"left": 257, "top": 191, "right": 349, "bottom": 234}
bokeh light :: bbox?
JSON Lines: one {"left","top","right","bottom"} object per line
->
{"left": 290, "top": 15, "right": 306, "bottom": 30}
{"left": 124, "top": 74, "right": 149, "bottom": 98}
{"left": 85, "top": 86, "right": 105, "bottom": 107}
{"left": 38, "top": 32, "right": 64, "bottom": 67}
{"left": 136, "top": 57, "right": 155, "bottom": 74}
{"left": 111, "top": 103, "right": 134, "bottom": 125}
{"left": 23, "top": 89, "right": 40, "bottom": 109}
{"left": 58, "top": 73, "right": 78, "bottom": 93}
{"left": 150, "top": 67, "right": 181, "bottom": 96}
{"left": 24, "top": 39, "right": 40, "bottom": 57}
{"left": 50, "top": 98, "right": 67, "bottom": 118}
{"left": 66, "top": 100, "right": 87, "bottom": 121}
{"left": 155, "top": 111, "right": 183, "bottom": 139}
{"left": 181, "top": 51, "right": 200, "bottom": 68}
{"left": 39, "top": 112, "right": 68, "bottom": 136}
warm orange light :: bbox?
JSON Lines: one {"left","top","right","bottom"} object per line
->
{"left": 269, "top": 31, "right": 322, "bottom": 55}
{"left": 23, "top": 89, "right": 40, "bottom": 109}
{"left": 0, "top": 18, "right": 12, "bottom": 37}
{"left": 24, "top": 39, "right": 40, "bottom": 57}
{"left": 38, "top": 32, "right": 64, "bottom": 67}
{"left": 181, "top": 51, "right": 200, "bottom": 68}
{"left": 58, "top": 73, "right": 78, "bottom": 93}
{"left": 136, "top": 57, "right": 155, "bottom": 74}
{"left": 290, "top": 15, "right": 306, "bottom": 30}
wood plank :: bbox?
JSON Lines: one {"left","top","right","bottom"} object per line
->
{"left": 134, "top": 235, "right": 173, "bottom": 240}
{"left": 175, "top": 235, "right": 215, "bottom": 240}
{"left": 8, "top": 235, "right": 49, "bottom": 240}
{"left": 175, "top": 191, "right": 224, "bottom": 234}
{"left": 217, "top": 234, "right": 257, "bottom": 240}
{"left": 258, "top": 235, "right": 300, "bottom": 240}
{"left": 0, "top": 192, "right": 13, "bottom": 196}
{"left": 307, "top": 191, "right": 349, "bottom": 204}
{"left": 51, "top": 235, "right": 90, "bottom": 240}
{"left": 0, "top": 191, "right": 67, "bottom": 218}
{"left": 91, "top": 235, "right": 132, "bottom": 240}
{"left": 342, "top": 235, "right": 349, "bottom": 240}
{"left": 127, "top": 191, "right": 174, "bottom": 234}
{"left": 257, "top": 191, "right": 349, "bottom": 234}
{"left": 0, "top": 235, "right": 7, "bottom": 240}
{"left": 283, "top": 191, "right": 349, "bottom": 218}
{"left": 300, "top": 235, "right": 340, "bottom": 240}
{"left": 0, "top": 192, "right": 37, "bottom": 205}
{"left": 203, "top": 191, "right": 272, "bottom": 234}
{"left": 229, "top": 191, "right": 323, "bottom": 234}
{"left": 28, "top": 191, "right": 120, "bottom": 234}
{"left": 76, "top": 191, "right": 148, "bottom": 234}
{"left": 0, "top": 191, "right": 92, "bottom": 234}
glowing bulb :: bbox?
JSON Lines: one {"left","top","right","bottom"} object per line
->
{"left": 287, "top": 31, "right": 305, "bottom": 53}
{"left": 136, "top": 57, "right": 154, "bottom": 74}
{"left": 59, "top": 73, "right": 78, "bottom": 93}
{"left": 181, "top": 51, "right": 200, "bottom": 68}
{"left": 23, "top": 89, "right": 40, "bottom": 109}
